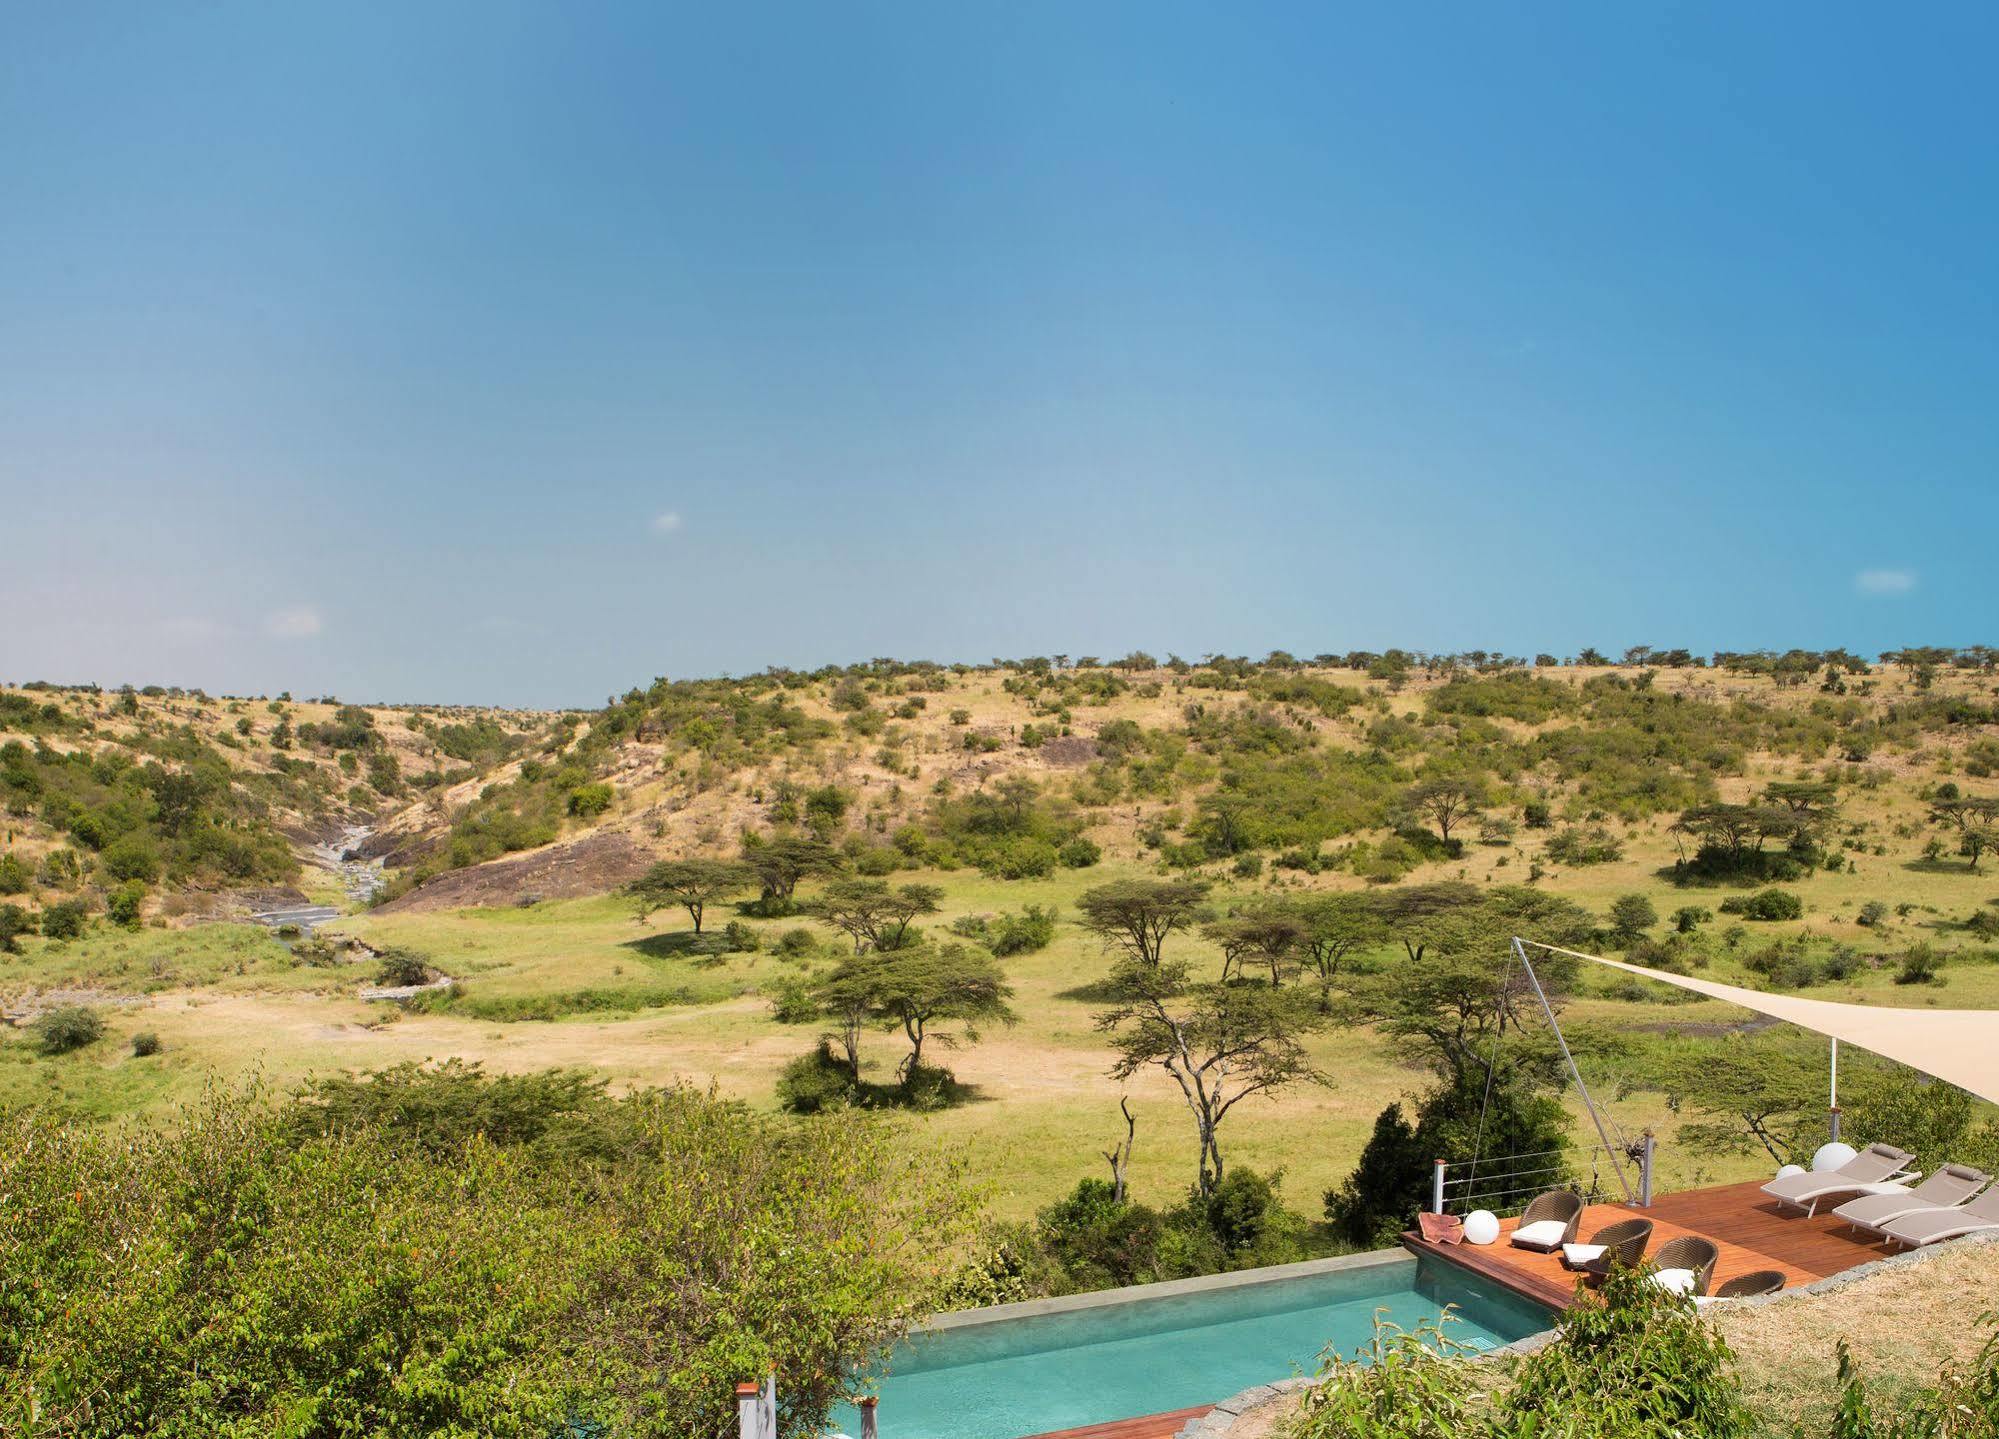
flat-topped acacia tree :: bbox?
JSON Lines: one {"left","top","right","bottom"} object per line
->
{"left": 627, "top": 858, "right": 755, "bottom": 934}
{"left": 1075, "top": 878, "right": 1212, "bottom": 969}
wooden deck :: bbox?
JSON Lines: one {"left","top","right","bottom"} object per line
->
{"left": 1026, "top": 1406, "right": 1213, "bottom": 1439}
{"left": 1404, "top": 1179, "right": 1901, "bottom": 1310}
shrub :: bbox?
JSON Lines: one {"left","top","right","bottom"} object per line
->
{"left": 775, "top": 927, "right": 820, "bottom": 959}
{"left": 1545, "top": 823, "right": 1624, "bottom": 865}
{"left": 1672, "top": 904, "right": 1712, "bottom": 933}
{"left": 1609, "top": 893, "right": 1658, "bottom": 942}
{"left": 721, "top": 919, "right": 762, "bottom": 952}
{"left": 1896, "top": 943, "right": 1944, "bottom": 986}
{"left": 777, "top": 1043, "right": 861, "bottom": 1114}
{"left": 40, "top": 898, "right": 89, "bottom": 941}
{"left": 0, "top": 852, "right": 27, "bottom": 894}
{"left": 1058, "top": 835, "right": 1102, "bottom": 868}
{"left": 1035, "top": 1178, "right": 1166, "bottom": 1290}
{"left": 0, "top": 902, "right": 35, "bottom": 953}
{"left": 764, "top": 975, "right": 819, "bottom": 1024}
{"left": 373, "top": 947, "right": 432, "bottom": 987}
{"left": 34, "top": 1005, "right": 107, "bottom": 1055}
{"left": 896, "top": 1061, "right": 965, "bottom": 1112}
{"left": 1857, "top": 900, "right": 1889, "bottom": 928}
{"left": 565, "top": 782, "right": 614, "bottom": 818}
{"left": 100, "top": 833, "right": 162, "bottom": 883}
{"left": 130, "top": 1031, "right": 162, "bottom": 1057}
{"left": 104, "top": 880, "right": 146, "bottom": 928}
{"left": 1718, "top": 888, "right": 1804, "bottom": 921}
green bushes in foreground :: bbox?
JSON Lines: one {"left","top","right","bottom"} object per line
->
{"left": 0, "top": 1072, "right": 971, "bottom": 1438}
{"left": 1290, "top": 1264, "right": 1999, "bottom": 1439}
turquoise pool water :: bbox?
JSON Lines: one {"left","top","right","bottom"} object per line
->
{"left": 827, "top": 1255, "right": 1550, "bottom": 1439}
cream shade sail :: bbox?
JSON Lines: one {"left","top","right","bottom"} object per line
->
{"left": 1524, "top": 941, "right": 1999, "bottom": 1107}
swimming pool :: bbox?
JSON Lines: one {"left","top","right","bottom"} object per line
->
{"left": 828, "top": 1250, "right": 1552, "bottom": 1439}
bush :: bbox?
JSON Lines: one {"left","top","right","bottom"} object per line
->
{"left": 373, "top": 947, "right": 432, "bottom": 987}
{"left": 1545, "top": 823, "right": 1624, "bottom": 865}
{"left": 39, "top": 898, "right": 89, "bottom": 941}
{"left": 0, "top": 902, "right": 35, "bottom": 953}
{"left": 1035, "top": 1178, "right": 1166, "bottom": 1290}
{"left": 0, "top": 1078, "right": 970, "bottom": 1438}
{"left": 0, "top": 852, "right": 27, "bottom": 894}
{"left": 775, "top": 927, "right": 820, "bottom": 959}
{"left": 104, "top": 880, "right": 146, "bottom": 928}
{"left": 100, "top": 833, "right": 162, "bottom": 883}
{"left": 1896, "top": 943, "right": 1944, "bottom": 986}
{"left": 1718, "top": 887, "right": 1804, "bottom": 921}
{"left": 721, "top": 919, "right": 762, "bottom": 953}
{"left": 130, "top": 1031, "right": 162, "bottom": 1057}
{"left": 1058, "top": 835, "right": 1102, "bottom": 868}
{"left": 896, "top": 1061, "right": 965, "bottom": 1112}
{"left": 33, "top": 1005, "right": 107, "bottom": 1055}
{"left": 776, "top": 1043, "right": 861, "bottom": 1114}
{"left": 951, "top": 904, "right": 1058, "bottom": 956}
{"left": 566, "top": 782, "right": 614, "bottom": 818}
{"left": 765, "top": 975, "right": 818, "bottom": 1024}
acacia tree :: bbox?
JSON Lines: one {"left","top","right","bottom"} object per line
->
{"left": 1404, "top": 776, "right": 1484, "bottom": 847}
{"left": 1075, "top": 878, "right": 1211, "bottom": 969}
{"left": 626, "top": 859, "right": 755, "bottom": 934}
{"left": 870, "top": 942, "right": 1017, "bottom": 1076}
{"left": 1202, "top": 908, "right": 1304, "bottom": 986}
{"left": 1291, "top": 893, "right": 1387, "bottom": 1010}
{"left": 805, "top": 879, "right": 944, "bottom": 954}
{"left": 1931, "top": 794, "right": 1999, "bottom": 873}
{"left": 811, "top": 952, "right": 889, "bottom": 1079}
{"left": 1097, "top": 960, "right": 1329, "bottom": 1195}
{"left": 738, "top": 835, "right": 843, "bottom": 911}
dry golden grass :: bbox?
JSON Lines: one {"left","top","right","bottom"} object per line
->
{"left": 1716, "top": 1240, "right": 1999, "bottom": 1432}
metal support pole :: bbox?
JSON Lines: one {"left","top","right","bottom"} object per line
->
{"left": 1513, "top": 937, "right": 1634, "bottom": 1203}
{"left": 1639, "top": 1132, "right": 1656, "bottom": 1208}
{"left": 1830, "top": 1038, "right": 1841, "bottom": 1141}
{"left": 1432, "top": 1158, "right": 1447, "bottom": 1214}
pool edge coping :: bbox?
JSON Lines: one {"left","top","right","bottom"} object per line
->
{"left": 916, "top": 1246, "right": 1414, "bottom": 1334}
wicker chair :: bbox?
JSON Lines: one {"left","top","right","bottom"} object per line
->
{"left": 1647, "top": 1235, "right": 1720, "bottom": 1297}
{"left": 1509, "top": 1190, "right": 1585, "bottom": 1252}
{"left": 1568, "top": 1218, "right": 1654, "bottom": 1279}
{"left": 1712, "top": 1269, "right": 1786, "bottom": 1300}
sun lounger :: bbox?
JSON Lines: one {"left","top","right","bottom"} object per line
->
{"left": 1831, "top": 1164, "right": 1990, "bottom": 1237}
{"left": 1877, "top": 1181, "right": 1999, "bottom": 1249}
{"left": 1509, "top": 1190, "right": 1585, "bottom": 1253}
{"left": 1759, "top": 1144, "right": 1916, "bottom": 1215}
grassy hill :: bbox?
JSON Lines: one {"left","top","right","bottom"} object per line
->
{"left": 5, "top": 649, "right": 1999, "bottom": 1221}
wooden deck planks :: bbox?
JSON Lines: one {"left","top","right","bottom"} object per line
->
{"left": 1404, "top": 1179, "right": 1900, "bottom": 1310}
{"left": 1025, "top": 1405, "right": 1214, "bottom": 1439}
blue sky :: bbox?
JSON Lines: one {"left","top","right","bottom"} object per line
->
{"left": 3, "top": 3, "right": 1994, "bottom": 707}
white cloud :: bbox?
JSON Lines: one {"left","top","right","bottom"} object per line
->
{"left": 1855, "top": 568, "right": 1916, "bottom": 596}
{"left": 264, "top": 605, "right": 324, "bottom": 639}
{"left": 651, "top": 511, "right": 684, "bottom": 535}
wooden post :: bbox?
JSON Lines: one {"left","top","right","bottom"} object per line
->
{"left": 1431, "top": 1158, "right": 1447, "bottom": 1214}
{"left": 1638, "top": 1131, "right": 1656, "bottom": 1208}
{"left": 859, "top": 1396, "right": 879, "bottom": 1439}
{"left": 736, "top": 1383, "right": 760, "bottom": 1439}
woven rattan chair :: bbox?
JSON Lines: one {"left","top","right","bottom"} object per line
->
{"left": 1647, "top": 1235, "right": 1720, "bottom": 1297}
{"left": 1509, "top": 1190, "right": 1585, "bottom": 1252}
{"left": 1711, "top": 1269, "right": 1785, "bottom": 1300}
{"left": 1567, "top": 1217, "right": 1654, "bottom": 1279}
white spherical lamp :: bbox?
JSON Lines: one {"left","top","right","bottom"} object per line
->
{"left": 1811, "top": 1142, "right": 1857, "bottom": 1174}
{"left": 1463, "top": 1209, "right": 1501, "bottom": 1246}
{"left": 1774, "top": 1163, "right": 1806, "bottom": 1181}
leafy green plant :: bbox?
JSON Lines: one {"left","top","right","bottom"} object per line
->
{"left": 32, "top": 1004, "right": 106, "bottom": 1055}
